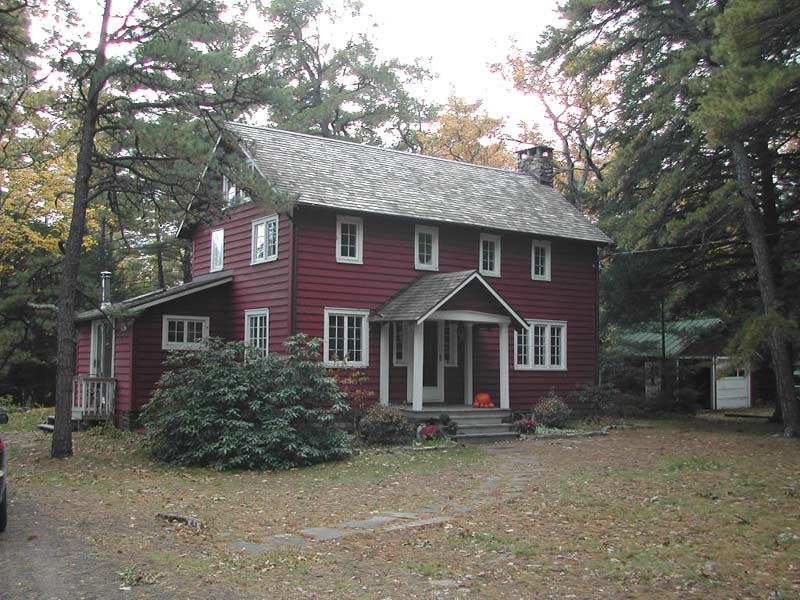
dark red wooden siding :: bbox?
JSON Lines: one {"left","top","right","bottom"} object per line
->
{"left": 75, "top": 323, "right": 91, "bottom": 375}
{"left": 191, "top": 203, "right": 293, "bottom": 353}
{"left": 293, "top": 206, "right": 599, "bottom": 411}
{"left": 130, "top": 285, "right": 231, "bottom": 413}
{"left": 113, "top": 321, "right": 134, "bottom": 419}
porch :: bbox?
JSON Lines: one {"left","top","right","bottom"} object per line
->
{"left": 374, "top": 270, "right": 528, "bottom": 413}
{"left": 72, "top": 376, "right": 116, "bottom": 421}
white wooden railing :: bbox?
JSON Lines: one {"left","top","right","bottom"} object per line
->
{"left": 72, "top": 376, "right": 116, "bottom": 420}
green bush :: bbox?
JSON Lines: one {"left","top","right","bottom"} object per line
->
{"left": 358, "top": 405, "right": 414, "bottom": 445}
{"left": 533, "top": 389, "right": 572, "bottom": 428}
{"left": 142, "top": 335, "right": 351, "bottom": 470}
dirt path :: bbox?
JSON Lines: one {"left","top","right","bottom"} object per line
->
{"left": 0, "top": 483, "right": 169, "bottom": 600}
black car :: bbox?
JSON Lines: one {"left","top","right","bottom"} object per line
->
{"left": 0, "top": 412, "right": 7, "bottom": 532}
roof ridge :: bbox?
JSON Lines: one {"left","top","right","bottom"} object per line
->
{"left": 225, "top": 121, "right": 538, "bottom": 179}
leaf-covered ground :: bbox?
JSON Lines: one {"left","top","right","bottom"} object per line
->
{"left": 1, "top": 412, "right": 798, "bottom": 599}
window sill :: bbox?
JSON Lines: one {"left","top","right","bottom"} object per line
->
{"left": 336, "top": 257, "right": 363, "bottom": 265}
{"left": 415, "top": 264, "right": 439, "bottom": 272}
{"left": 531, "top": 275, "right": 551, "bottom": 282}
{"left": 479, "top": 270, "right": 501, "bottom": 278}
{"left": 323, "top": 361, "right": 369, "bottom": 369}
{"left": 513, "top": 365, "right": 567, "bottom": 372}
{"left": 251, "top": 256, "right": 278, "bottom": 266}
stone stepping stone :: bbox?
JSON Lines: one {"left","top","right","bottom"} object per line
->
{"left": 451, "top": 505, "right": 477, "bottom": 514}
{"left": 227, "top": 541, "right": 277, "bottom": 554}
{"left": 267, "top": 534, "right": 310, "bottom": 547}
{"left": 340, "top": 516, "right": 399, "bottom": 529}
{"left": 300, "top": 527, "right": 351, "bottom": 541}
{"left": 385, "top": 516, "right": 450, "bottom": 531}
{"left": 385, "top": 512, "right": 419, "bottom": 520}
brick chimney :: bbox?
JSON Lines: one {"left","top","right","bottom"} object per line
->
{"left": 515, "top": 146, "right": 555, "bottom": 187}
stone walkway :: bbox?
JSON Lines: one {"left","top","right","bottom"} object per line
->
{"left": 226, "top": 443, "right": 545, "bottom": 556}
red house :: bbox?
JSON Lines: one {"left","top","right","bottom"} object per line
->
{"left": 74, "top": 124, "right": 611, "bottom": 430}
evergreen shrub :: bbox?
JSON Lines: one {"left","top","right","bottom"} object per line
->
{"left": 358, "top": 405, "right": 414, "bottom": 445}
{"left": 142, "top": 335, "right": 351, "bottom": 470}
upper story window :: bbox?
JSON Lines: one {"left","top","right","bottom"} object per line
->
{"left": 162, "top": 315, "right": 209, "bottom": 350}
{"left": 415, "top": 225, "right": 439, "bottom": 271}
{"left": 252, "top": 216, "right": 278, "bottom": 264}
{"left": 210, "top": 228, "right": 224, "bottom": 272}
{"left": 514, "top": 320, "right": 567, "bottom": 371}
{"left": 244, "top": 308, "right": 270, "bottom": 357}
{"left": 222, "top": 160, "right": 256, "bottom": 207}
{"left": 324, "top": 308, "right": 370, "bottom": 367}
{"left": 479, "top": 233, "right": 501, "bottom": 277}
{"left": 531, "top": 240, "right": 552, "bottom": 281}
{"left": 336, "top": 215, "right": 363, "bottom": 264}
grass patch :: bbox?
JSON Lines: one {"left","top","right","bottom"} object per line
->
{"left": 0, "top": 407, "right": 50, "bottom": 432}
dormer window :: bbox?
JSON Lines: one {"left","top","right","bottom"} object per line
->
{"left": 531, "top": 240, "right": 551, "bottom": 281}
{"left": 222, "top": 160, "right": 256, "bottom": 207}
{"left": 415, "top": 225, "right": 439, "bottom": 271}
{"left": 336, "top": 215, "right": 363, "bottom": 264}
{"left": 479, "top": 233, "right": 501, "bottom": 277}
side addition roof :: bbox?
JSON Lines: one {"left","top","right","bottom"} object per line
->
{"left": 225, "top": 122, "right": 612, "bottom": 244}
{"left": 75, "top": 271, "right": 233, "bottom": 322}
{"left": 375, "top": 270, "right": 528, "bottom": 329}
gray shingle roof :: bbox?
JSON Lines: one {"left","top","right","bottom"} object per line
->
{"left": 227, "top": 123, "right": 612, "bottom": 244}
{"left": 376, "top": 270, "right": 528, "bottom": 329}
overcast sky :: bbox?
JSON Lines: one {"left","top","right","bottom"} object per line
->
{"left": 357, "top": 0, "right": 563, "bottom": 144}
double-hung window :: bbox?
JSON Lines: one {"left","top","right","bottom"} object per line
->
{"left": 244, "top": 308, "right": 270, "bottom": 357}
{"left": 210, "top": 229, "right": 224, "bottom": 272}
{"left": 414, "top": 225, "right": 439, "bottom": 271}
{"left": 162, "top": 315, "right": 209, "bottom": 350}
{"left": 324, "top": 308, "right": 370, "bottom": 367}
{"left": 393, "top": 322, "right": 408, "bottom": 366}
{"left": 443, "top": 322, "right": 458, "bottom": 367}
{"left": 531, "top": 240, "right": 551, "bottom": 281}
{"left": 336, "top": 215, "right": 363, "bottom": 264}
{"left": 252, "top": 216, "right": 279, "bottom": 264}
{"left": 479, "top": 233, "right": 501, "bottom": 277}
{"left": 514, "top": 320, "right": 567, "bottom": 370}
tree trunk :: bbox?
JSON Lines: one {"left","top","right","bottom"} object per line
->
{"left": 51, "top": 0, "right": 112, "bottom": 458}
{"left": 731, "top": 141, "right": 799, "bottom": 437}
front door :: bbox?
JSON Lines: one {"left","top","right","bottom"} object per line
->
{"left": 422, "top": 321, "right": 441, "bottom": 402}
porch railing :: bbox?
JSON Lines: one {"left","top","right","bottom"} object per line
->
{"left": 72, "top": 376, "right": 116, "bottom": 420}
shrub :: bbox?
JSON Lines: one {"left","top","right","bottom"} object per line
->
{"left": 358, "top": 405, "right": 414, "bottom": 445}
{"left": 418, "top": 424, "right": 444, "bottom": 441}
{"left": 142, "top": 335, "right": 351, "bottom": 470}
{"left": 533, "top": 389, "right": 572, "bottom": 428}
{"left": 512, "top": 418, "right": 537, "bottom": 434}
{"left": 437, "top": 413, "right": 458, "bottom": 437}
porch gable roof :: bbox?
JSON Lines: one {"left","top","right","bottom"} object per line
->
{"left": 374, "top": 270, "right": 528, "bottom": 329}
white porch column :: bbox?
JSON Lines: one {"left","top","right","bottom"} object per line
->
{"left": 379, "top": 323, "right": 389, "bottom": 406}
{"left": 406, "top": 324, "right": 414, "bottom": 404}
{"left": 412, "top": 321, "right": 424, "bottom": 411}
{"left": 464, "top": 324, "right": 473, "bottom": 405}
{"left": 498, "top": 322, "right": 510, "bottom": 410}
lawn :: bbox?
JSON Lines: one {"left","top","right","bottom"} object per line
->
{"left": 2, "top": 411, "right": 798, "bottom": 599}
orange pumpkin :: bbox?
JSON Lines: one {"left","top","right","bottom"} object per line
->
{"left": 473, "top": 392, "right": 492, "bottom": 408}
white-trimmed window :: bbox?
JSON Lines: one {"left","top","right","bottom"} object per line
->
{"left": 515, "top": 320, "right": 567, "bottom": 370}
{"left": 252, "top": 216, "right": 279, "bottom": 264}
{"left": 415, "top": 225, "right": 439, "bottom": 271}
{"left": 336, "top": 215, "right": 363, "bottom": 264}
{"left": 531, "top": 240, "right": 551, "bottom": 281}
{"left": 443, "top": 322, "right": 458, "bottom": 367}
{"left": 479, "top": 233, "right": 501, "bottom": 277}
{"left": 222, "top": 160, "right": 256, "bottom": 207}
{"left": 244, "top": 308, "right": 270, "bottom": 357}
{"left": 210, "top": 229, "right": 224, "bottom": 272}
{"left": 393, "top": 322, "right": 408, "bottom": 366}
{"left": 324, "top": 308, "right": 370, "bottom": 367}
{"left": 162, "top": 315, "right": 209, "bottom": 350}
